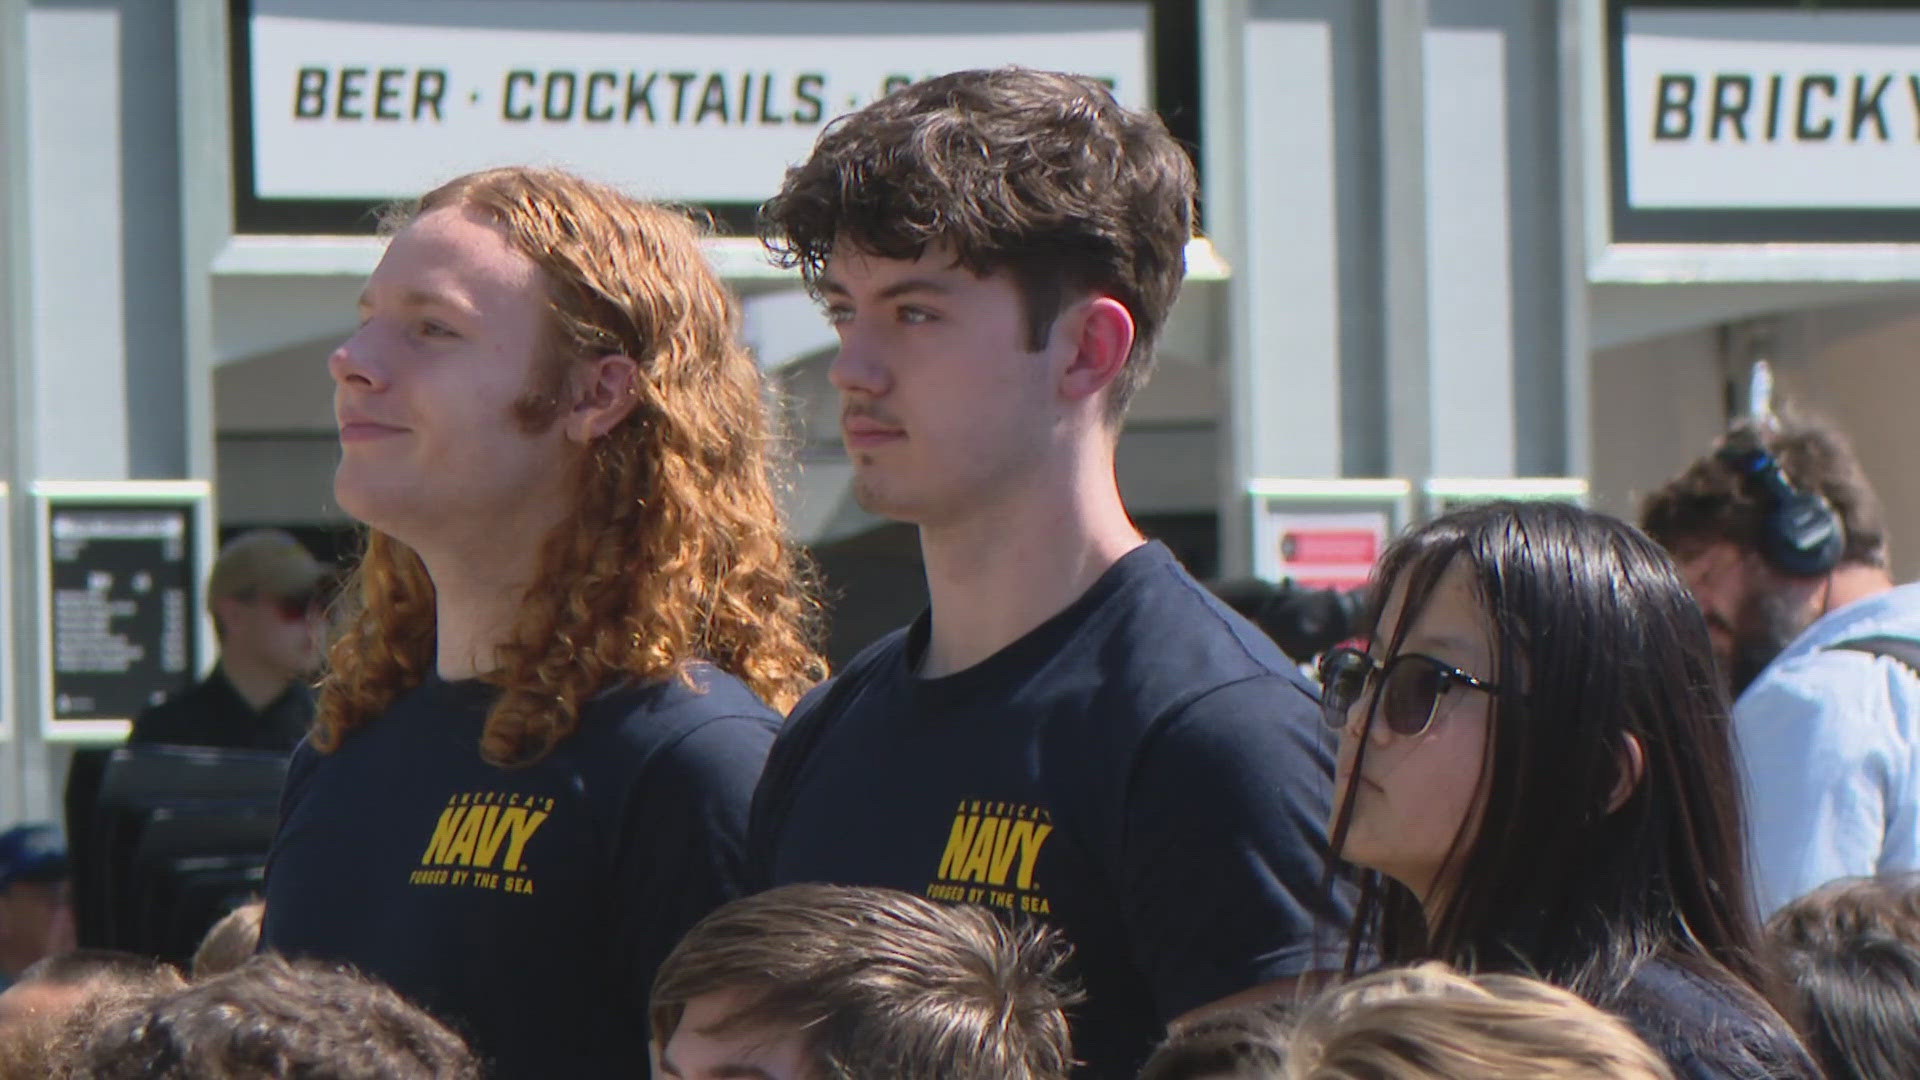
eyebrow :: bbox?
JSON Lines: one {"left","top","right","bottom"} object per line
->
{"left": 355, "top": 286, "right": 478, "bottom": 317}
{"left": 814, "top": 276, "right": 957, "bottom": 301}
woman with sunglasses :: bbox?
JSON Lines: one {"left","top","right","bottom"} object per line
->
{"left": 1320, "top": 500, "right": 1818, "bottom": 1080}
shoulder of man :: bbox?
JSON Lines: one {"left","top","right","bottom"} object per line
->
{"left": 575, "top": 663, "right": 783, "bottom": 763}
{"left": 1081, "top": 550, "right": 1316, "bottom": 716}
{"left": 1742, "top": 640, "right": 1896, "bottom": 710}
{"left": 128, "top": 674, "right": 218, "bottom": 741}
{"left": 779, "top": 627, "right": 911, "bottom": 732}
{"left": 745, "top": 629, "right": 908, "bottom": 886}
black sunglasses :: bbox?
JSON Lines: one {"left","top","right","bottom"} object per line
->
{"left": 1317, "top": 645, "right": 1501, "bottom": 738}
{"left": 270, "top": 591, "right": 320, "bottom": 622}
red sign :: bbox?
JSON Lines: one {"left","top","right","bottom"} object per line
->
{"left": 1280, "top": 529, "right": 1379, "bottom": 566}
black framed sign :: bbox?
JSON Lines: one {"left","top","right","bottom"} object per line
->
{"left": 229, "top": 0, "right": 1197, "bottom": 236}
{"left": 36, "top": 483, "right": 211, "bottom": 740}
{"left": 1607, "top": 0, "right": 1920, "bottom": 244}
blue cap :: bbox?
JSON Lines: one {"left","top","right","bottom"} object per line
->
{"left": 0, "top": 824, "right": 69, "bottom": 892}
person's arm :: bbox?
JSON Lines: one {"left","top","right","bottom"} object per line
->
{"left": 611, "top": 714, "right": 777, "bottom": 1008}
{"left": 258, "top": 737, "right": 321, "bottom": 950}
{"left": 744, "top": 676, "right": 841, "bottom": 892}
{"left": 1736, "top": 651, "right": 1898, "bottom": 916}
{"left": 1119, "top": 675, "right": 1353, "bottom": 1026}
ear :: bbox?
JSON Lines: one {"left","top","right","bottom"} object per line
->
{"left": 563, "top": 355, "right": 643, "bottom": 443}
{"left": 1607, "top": 731, "right": 1647, "bottom": 814}
{"left": 1056, "top": 296, "right": 1135, "bottom": 408}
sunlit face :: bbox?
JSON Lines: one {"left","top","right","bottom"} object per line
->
{"left": 1675, "top": 540, "right": 1812, "bottom": 696}
{"left": 329, "top": 205, "right": 575, "bottom": 546}
{"left": 1333, "top": 561, "right": 1496, "bottom": 905}
{"left": 818, "top": 244, "right": 1064, "bottom": 527}
{"left": 1674, "top": 541, "right": 1751, "bottom": 674}
{"left": 658, "top": 990, "right": 815, "bottom": 1080}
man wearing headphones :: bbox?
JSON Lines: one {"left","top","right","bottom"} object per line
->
{"left": 1643, "top": 416, "right": 1920, "bottom": 915}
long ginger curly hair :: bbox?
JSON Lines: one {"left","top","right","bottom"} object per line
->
{"left": 314, "top": 167, "right": 825, "bottom": 766}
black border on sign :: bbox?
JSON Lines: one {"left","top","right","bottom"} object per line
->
{"left": 44, "top": 501, "right": 200, "bottom": 725}
{"left": 1607, "top": 0, "right": 1920, "bottom": 244}
{"left": 228, "top": 0, "right": 1200, "bottom": 237}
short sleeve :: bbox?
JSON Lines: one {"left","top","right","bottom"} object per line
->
{"left": 609, "top": 713, "right": 777, "bottom": 1009}
{"left": 1118, "top": 675, "right": 1353, "bottom": 1020}
{"left": 261, "top": 737, "right": 322, "bottom": 948}
{"left": 746, "top": 677, "right": 839, "bottom": 890}
{"left": 1737, "top": 651, "right": 1901, "bottom": 915}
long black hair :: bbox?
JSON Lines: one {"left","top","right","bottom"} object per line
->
{"left": 1331, "top": 501, "right": 1773, "bottom": 1011}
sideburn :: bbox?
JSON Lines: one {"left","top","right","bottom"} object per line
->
{"left": 511, "top": 346, "right": 575, "bottom": 434}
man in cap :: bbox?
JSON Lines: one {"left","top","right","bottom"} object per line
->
{"left": 129, "top": 529, "right": 328, "bottom": 752}
{"left": 0, "top": 824, "right": 75, "bottom": 992}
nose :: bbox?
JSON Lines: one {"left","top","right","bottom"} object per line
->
{"left": 827, "top": 327, "right": 889, "bottom": 398}
{"left": 328, "top": 325, "right": 389, "bottom": 390}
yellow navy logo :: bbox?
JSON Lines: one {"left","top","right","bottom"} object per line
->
{"left": 926, "top": 799, "right": 1054, "bottom": 915}
{"left": 410, "top": 790, "right": 553, "bottom": 896}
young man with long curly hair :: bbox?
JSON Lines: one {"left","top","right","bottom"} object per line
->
{"left": 261, "top": 166, "right": 823, "bottom": 1079}
{"left": 750, "top": 68, "right": 1349, "bottom": 1078}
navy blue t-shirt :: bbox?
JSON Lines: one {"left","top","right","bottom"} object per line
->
{"left": 263, "top": 665, "right": 778, "bottom": 1080}
{"left": 752, "top": 542, "right": 1352, "bottom": 1079}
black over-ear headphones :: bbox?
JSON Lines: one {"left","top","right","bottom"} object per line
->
{"left": 1717, "top": 445, "right": 1844, "bottom": 577}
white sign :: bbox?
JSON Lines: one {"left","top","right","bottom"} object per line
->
{"left": 245, "top": 0, "right": 1151, "bottom": 205}
{"left": 1623, "top": 7, "right": 1920, "bottom": 209}
{"left": 1421, "top": 477, "right": 1589, "bottom": 518}
{"left": 1248, "top": 480, "right": 1412, "bottom": 592}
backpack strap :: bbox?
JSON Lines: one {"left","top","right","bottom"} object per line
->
{"left": 1826, "top": 636, "right": 1920, "bottom": 677}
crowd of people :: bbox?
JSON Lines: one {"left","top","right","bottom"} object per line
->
{"left": 0, "top": 65, "right": 1916, "bottom": 1078}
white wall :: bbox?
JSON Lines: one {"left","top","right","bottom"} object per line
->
{"left": 1772, "top": 297, "right": 1920, "bottom": 582}
{"left": 1588, "top": 323, "right": 1725, "bottom": 526}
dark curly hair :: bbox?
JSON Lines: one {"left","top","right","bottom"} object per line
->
{"left": 1641, "top": 414, "right": 1888, "bottom": 571}
{"left": 759, "top": 67, "right": 1196, "bottom": 422}
{"left": 1766, "top": 874, "right": 1920, "bottom": 1080}
{"left": 68, "top": 955, "right": 480, "bottom": 1079}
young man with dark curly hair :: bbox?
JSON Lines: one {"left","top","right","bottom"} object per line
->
{"left": 750, "top": 68, "right": 1350, "bottom": 1078}
{"left": 261, "top": 166, "right": 824, "bottom": 1079}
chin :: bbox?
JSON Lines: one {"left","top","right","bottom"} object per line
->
{"left": 333, "top": 473, "right": 421, "bottom": 536}
{"left": 849, "top": 476, "right": 921, "bottom": 522}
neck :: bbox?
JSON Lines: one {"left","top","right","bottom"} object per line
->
{"left": 916, "top": 446, "right": 1140, "bottom": 678}
{"left": 404, "top": 501, "right": 565, "bottom": 681}
{"left": 424, "top": 545, "right": 546, "bottom": 681}
{"left": 219, "top": 651, "right": 296, "bottom": 712}
{"left": 1825, "top": 562, "right": 1896, "bottom": 613}
{"left": 1415, "top": 874, "right": 1452, "bottom": 937}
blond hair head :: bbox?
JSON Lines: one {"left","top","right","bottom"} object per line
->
{"left": 315, "top": 166, "right": 824, "bottom": 765}
{"left": 1284, "top": 963, "right": 1674, "bottom": 1080}
{"left": 191, "top": 901, "right": 264, "bottom": 981}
